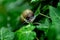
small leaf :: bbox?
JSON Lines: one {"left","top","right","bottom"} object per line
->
{"left": 16, "top": 24, "right": 35, "bottom": 33}
{"left": 42, "top": 5, "right": 49, "bottom": 12}
{"left": 37, "top": 18, "right": 50, "bottom": 36}
{"left": 31, "top": 0, "right": 39, "bottom": 2}
{"left": 34, "top": 4, "right": 41, "bottom": 17}
{"left": 15, "top": 24, "right": 36, "bottom": 40}
{"left": 15, "top": 31, "right": 36, "bottom": 40}
{"left": 38, "top": 18, "right": 49, "bottom": 29}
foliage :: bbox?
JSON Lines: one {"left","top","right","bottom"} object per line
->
{"left": 48, "top": 6, "right": 60, "bottom": 40}
{"left": 15, "top": 24, "right": 36, "bottom": 40}
{"left": 0, "top": 0, "right": 60, "bottom": 40}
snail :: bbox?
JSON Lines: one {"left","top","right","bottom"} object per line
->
{"left": 20, "top": 9, "right": 34, "bottom": 23}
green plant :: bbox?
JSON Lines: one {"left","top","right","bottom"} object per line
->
{"left": 0, "top": 0, "right": 60, "bottom": 40}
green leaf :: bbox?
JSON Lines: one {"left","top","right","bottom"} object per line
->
{"left": 16, "top": 24, "right": 35, "bottom": 33}
{"left": 48, "top": 6, "right": 60, "bottom": 40}
{"left": 0, "top": 27, "right": 14, "bottom": 40}
{"left": 15, "top": 31, "right": 36, "bottom": 40}
{"left": 42, "top": 5, "right": 49, "bottom": 12}
{"left": 37, "top": 18, "right": 50, "bottom": 37}
{"left": 31, "top": 0, "right": 39, "bottom": 2}
{"left": 49, "top": 6, "right": 60, "bottom": 22}
{"left": 34, "top": 4, "right": 41, "bottom": 17}
{"left": 15, "top": 24, "right": 36, "bottom": 40}
{"left": 38, "top": 18, "right": 49, "bottom": 30}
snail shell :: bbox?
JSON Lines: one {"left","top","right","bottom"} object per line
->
{"left": 20, "top": 9, "right": 34, "bottom": 23}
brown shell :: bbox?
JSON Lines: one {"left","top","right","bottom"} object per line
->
{"left": 20, "top": 9, "right": 33, "bottom": 22}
